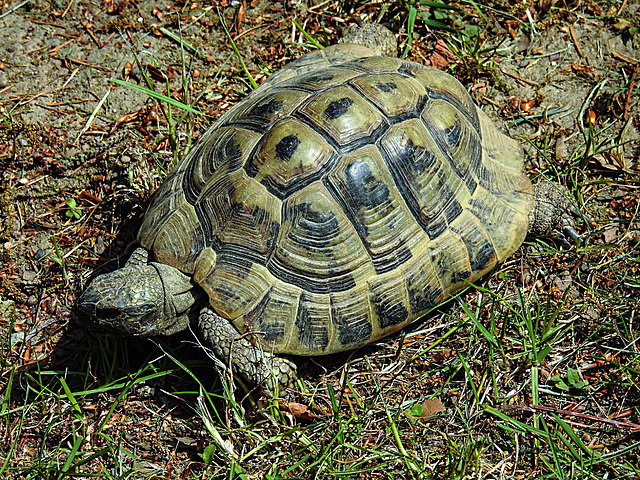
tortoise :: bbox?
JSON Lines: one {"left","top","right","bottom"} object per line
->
{"left": 76, "top": 24, "right": 577, "bottom": 391}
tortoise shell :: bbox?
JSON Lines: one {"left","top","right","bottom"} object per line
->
{"left": 138, "top": 43, "right": 534, "bottom": 356}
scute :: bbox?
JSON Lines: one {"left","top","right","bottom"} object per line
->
{"left": 139, "top": 42, "right": 534, "bottom": 356}
{"left": 245, "top": 116, "right": 335, "bottom": 198}
{"left": 299, "top": 85, "right": 386, "bottom": 145}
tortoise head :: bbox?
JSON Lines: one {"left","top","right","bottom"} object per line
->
{"left": 76, "top": 261, "right": 203, "bottom": 337}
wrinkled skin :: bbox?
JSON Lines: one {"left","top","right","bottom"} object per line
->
{"left": 76, "top": 248, "right": 297, "bottom": 392}
{"left": 528, "top": 183, "right": 581, "bottom": 243}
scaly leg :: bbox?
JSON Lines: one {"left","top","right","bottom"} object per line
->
{"left": 198, "top": 308, "right": 297, "bottom": 393}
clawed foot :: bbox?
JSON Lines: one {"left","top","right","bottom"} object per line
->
{"left": 529, "top": 183, "right": 586, "bottom": 246}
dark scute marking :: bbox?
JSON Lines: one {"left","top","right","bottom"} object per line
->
{"left": 295, "top": 293, "right": 329, "bottom": 351}
{"left": 208, "top": 253, "right": 257, "bottom": 309}
{"left": 330, "top": 120, "right": 391, "bottom": 156}
{"left": 375, "top": 82, "right": 397, "bottom": 93}
{"left": 331, "top": 302, "right": 372, "bottom": 347}
{"left": 187, "top": 223, "right": 208, "bottom": 264}
{"left": 420, "top": 94, "right": 483, "bottom": 197}
{"left": 216, "top": 250, "right": 255, "bottom": 278}
{"left": 383, "top": 137, "right": 446, "bottom": 237}
{"left": 324, "top": 159, "right": 412, "bottom": 274}
{"left": 397, "top": 62, "right": 421, "bottom": 78}
{"left": 268, "top": 260, "right": 356, "bottom": 294}
{"left": 203, "top": 131, "right": 244, "bottom": 178}
{"left": 425, "top": 217, "right": 447, "bottom": 240}
{"left": 345, "top": 160, "right": 389, "bottom": 209}
{"left": 387, "top": 136, "right": 437, "bottom": 175}
{"left": 444, "top": 119, "right": 462, "bottom": 148}
{"left": 324, "top": 97, "right": 354, "bottom": 120}
{"left": 250, "top": 98, "right": 283, "bottom": 118}
{"left": 444, "top": 197, "right": 463, "bottom": 224}
{"left": 294, "top": 71, "right": 335, "bottom": 87}
{"left": 275, "top": 134, "right": 301, "bottom": 162}
{"left": 193, "top": 177, "right": 278, "bottom": 263}
{"left": 182, "top": 149, "right": 202, "bottom": 205}
{"left": 469, "top": 240, "right": 496, "bottom": 272}
{"left": 468, "top": 198, "right": 493, "bottom": 224}
{"left": 408, "top": 286, "right": 443, "bottom": 314}
{"left": 244, "top": 288, "right": 285, "bottom": 344}
{"left": 373, "top": 245, "right": 413, "bottom": 275}
{"left": 226, "top": 198, "right": 279, "bottom": 257}
{"left": 451, "top": 270, "right": 471, "bottom": 284}
{"left": 466, "top": 175, "right": 478, "bottom": 195}
{"left": 291, "top": 202, "right": 339, "bottom": 249}
{"left": 269, "top": 200, "right": 356, "bottom": 293}
{"left": 374, "top": 299, "right": 409, "bottom": 329}
{"left": 460, "top": 126, "right": 482, "bottom": 195}
{"left": 192, "top": 186, "right": 222, "bottom": 249}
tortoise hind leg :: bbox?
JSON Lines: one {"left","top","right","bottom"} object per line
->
{"left": 529, "top": 183, "right": 582, "bottom": 243}
{"left": 198, "top": 309, "right": 297, "bottom": 393}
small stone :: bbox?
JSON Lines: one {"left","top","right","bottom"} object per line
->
{"left": 95, "top": 236, "right": 106, "bottom": 255}
{"left": 22, "top": 270, "right": 37, "bottom": 282}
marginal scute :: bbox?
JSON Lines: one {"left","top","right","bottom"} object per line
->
{"left": 367, "top": 271, "right": 409, "bottom": 331}
{"left": 330, "top": 285, "right": 373, "bottom": 348}
{"left": 402, "top": 251, "right": 444, "bottom": 316}
{"left": 294, "top": 292, "right": 331, "bottom": 354}
{"left": 467, "top": 186, "right": 529, "bottom": 261}
{"left": 237, "top": 281, "right": 301, "bottom": 351}
{"left": 427, "top": 227, "right": 474, "bottom": 297}
{"left": 448, "top": 211, "right": 497, "bottom": 277}
{"left": 475, "top": 110, "right": 533, "bottom": 216}
{"left": 193, "top": 247, "right": 217, "bottom": 285}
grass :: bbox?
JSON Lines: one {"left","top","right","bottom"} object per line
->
{"left": 1, "top": 0, "right": 639, "bottom": 479}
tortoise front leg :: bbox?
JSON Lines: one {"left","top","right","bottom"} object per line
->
{"left": 198, "top": 308, "right": 297, "bottom": 393}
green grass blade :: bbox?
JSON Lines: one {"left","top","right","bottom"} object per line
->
{"left": 110, "top": 79, "right": 207, "bottom": 116}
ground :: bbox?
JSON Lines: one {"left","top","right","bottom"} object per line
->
{"left": 1, "top": 0, "right": 639, "bottom": 479}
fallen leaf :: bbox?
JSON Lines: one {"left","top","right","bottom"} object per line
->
{"left": 428, "top": 39, "right": 456, "bottom": 69}
{"left": 406, "top": 398, "right": 446, "bottom": 421}
{"left": 285, "top": 402, "right": 314, "bottom": 420}
{"left": 565, "top": 63, "right": 594, "bottom": 78}
{"left": 520, "top": 98, "right": 536, "bottom": 112}
{"left": 420, "top": 398, "right": 446, "bottom": 418}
